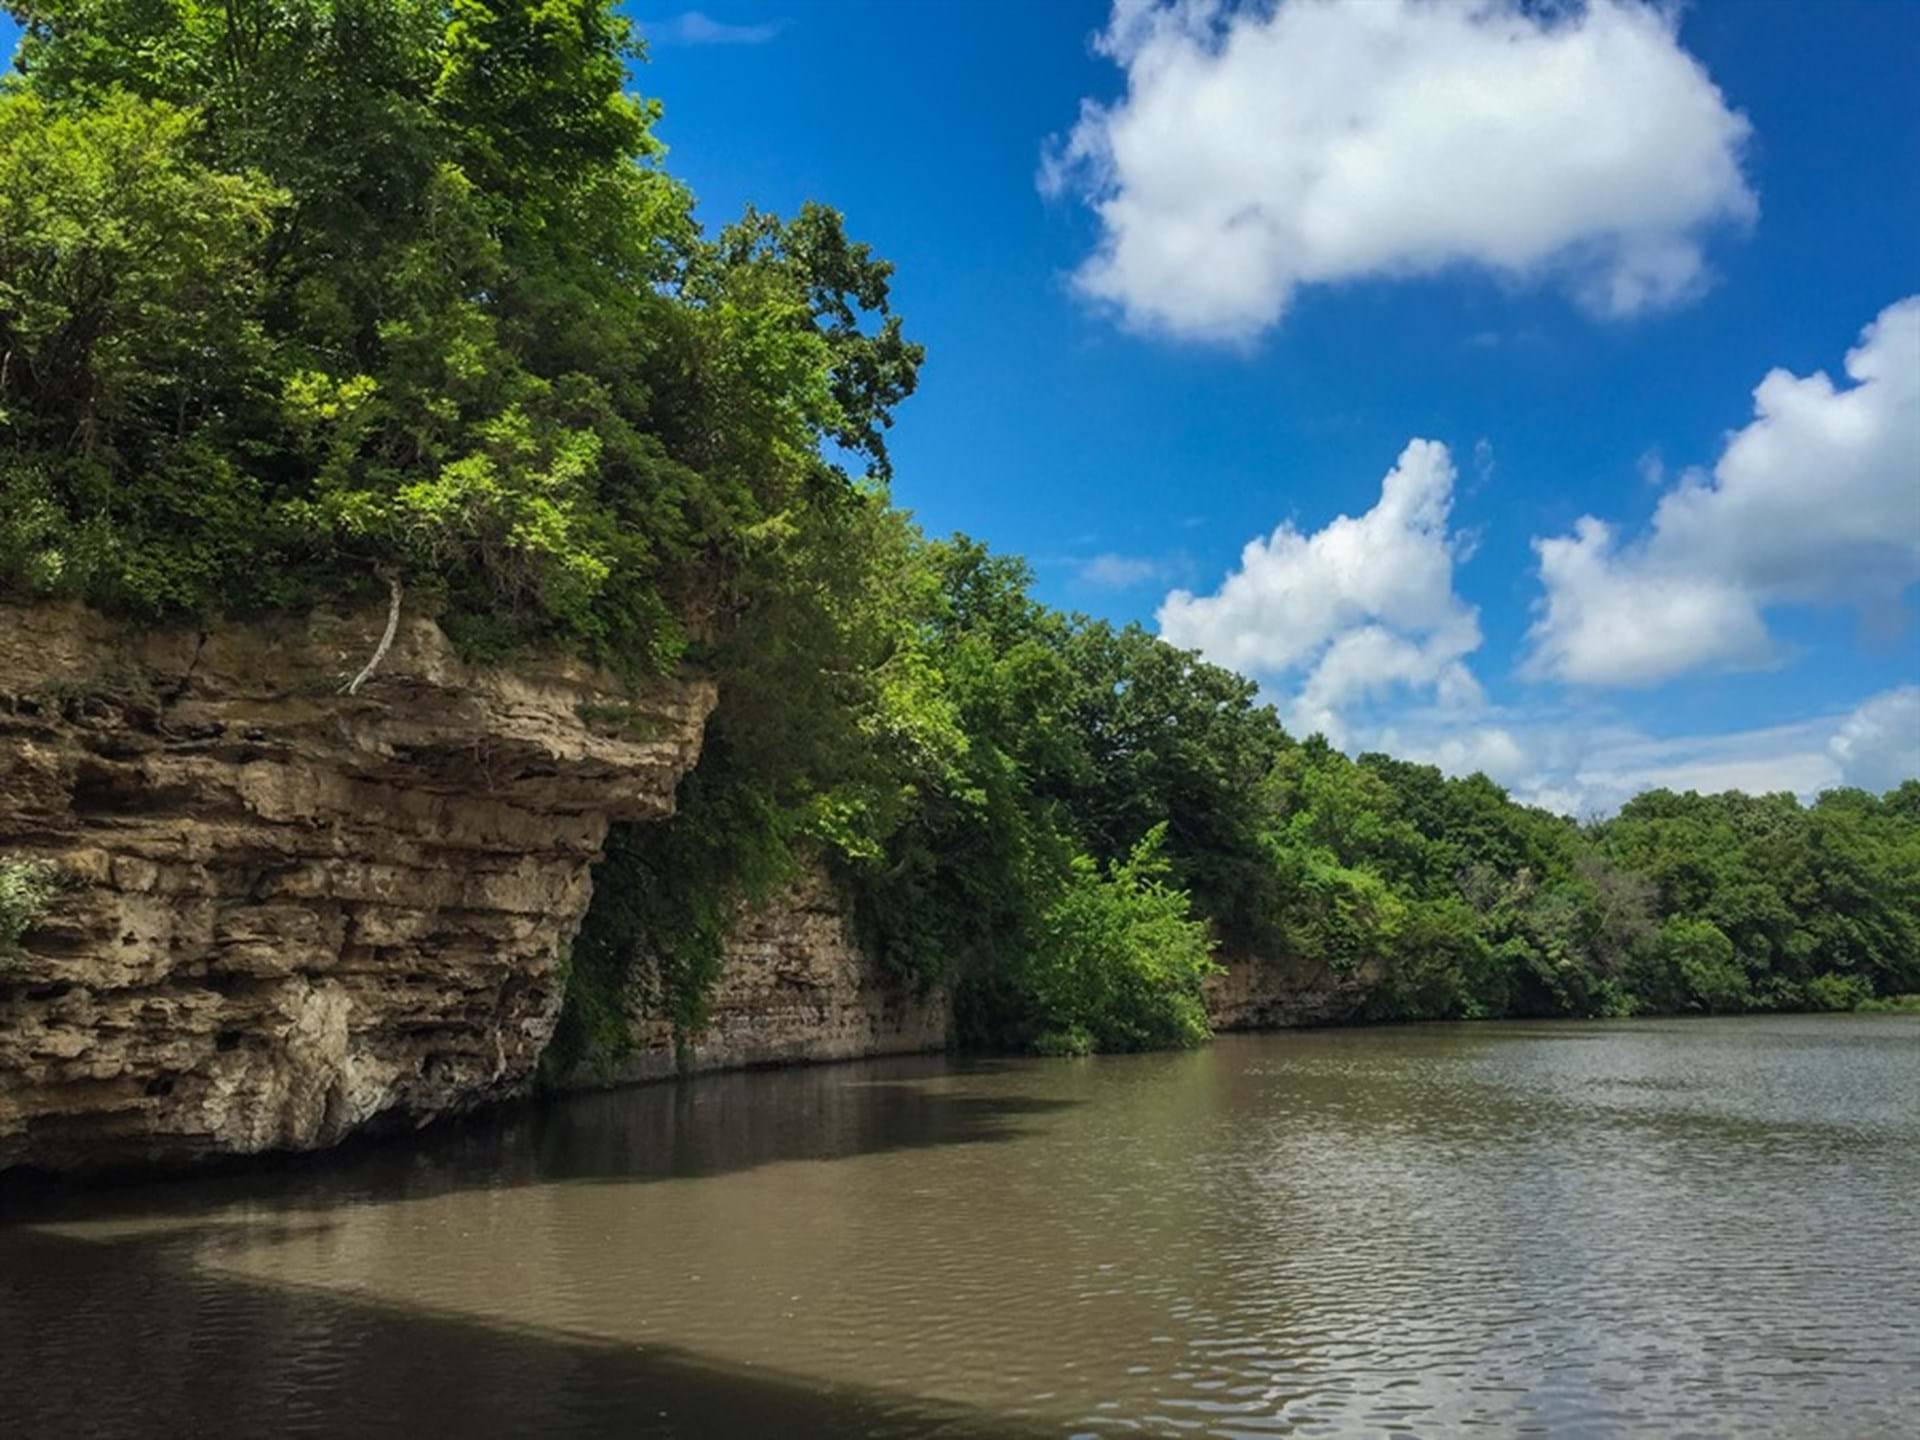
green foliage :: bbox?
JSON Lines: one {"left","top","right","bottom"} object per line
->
{"left": 834, "top": 535, "right": 1301, "bottom": 1050}
{"left": 1594, "top": 786, "right": 1920, "bottom": 1011}
{"left": 0, "top": 855, "right": 60, "bottom": 956}
{"left": 0, "top": 88, "right": 290, "bottom": 609}
{"left": 1020, "top": 826, "right": 1218, "bottom": 1056}
{"left": 1236, "top": 738, "right": 1917, "bottom": 1026}
{"left": 1, "top": 1, "right": 918, "bottom": 662}
{"left": 1656, "top": 917, "right": 1749, "bottom": 1014}
{"left": 543, "top": 746, "right": 793, "bottom": 1079}
{"left": 1805, "top": 972, "right": 1875, "bottom": 1012}
{"left": 1856, "top": 993, "right": 1920, "bottom": 1015}
{"left": 1360, "top": 895, "right": 1496, "bottom": 1022}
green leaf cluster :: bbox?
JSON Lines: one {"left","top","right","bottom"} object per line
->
{"left": 1023, "top": 826, "right": 1218, "bottom": 1056}
{"left": 0, "top": 854, "right": 60, "bottom": 956}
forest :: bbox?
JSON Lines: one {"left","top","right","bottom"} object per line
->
{"left": 3, "top": 1, "right": 1916, "bottom": 1072}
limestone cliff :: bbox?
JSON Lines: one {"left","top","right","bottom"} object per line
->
{"left": 0, "top": 602, "right": 714, "bottom": 1172}
{"left": 568, "top": 862, "right": 951, "bottom": 1087}
{"left": 1204, "top": 950, "right": 1380, "bottom": 1031}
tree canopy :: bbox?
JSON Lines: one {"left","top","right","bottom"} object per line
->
{"left": 1, "top": 0, "right": 919, "bottom": 668}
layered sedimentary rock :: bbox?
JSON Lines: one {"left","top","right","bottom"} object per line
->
{"left": 1204, "top": 950, "right": 1380, "bottom": 1031}
{"left": 0, "top": 602, "right": 714, "bottom": 1172}
{"left": 573, "top": 862, "right": 951, "bottom": 1088}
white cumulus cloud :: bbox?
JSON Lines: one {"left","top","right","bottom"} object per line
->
{"left": 1529, "top": 296, "right": 1920, "bottom": 687}
{"left": 1829, "top": 686, "right": 1920, "bottom": 793}
{"left": 1157, "top": 438, "right": 1483, "bottom": 741}
{"left": 1043, "top": 0, "right": 1755, "bottom": 342}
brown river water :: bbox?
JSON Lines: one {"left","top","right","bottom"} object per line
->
{"left": 2, "top": 1015, "right": 1916, "bottom": 1437}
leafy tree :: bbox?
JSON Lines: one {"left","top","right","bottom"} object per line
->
{"left": 1021, "top": 827, "right": 1217, "bottom": 1056}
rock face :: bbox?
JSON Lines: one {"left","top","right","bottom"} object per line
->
{"left": 1204, "top": 949, "right": 1380, "bottom": 1031}
{"left": 571, "top": 862, "right": 951, "bottom": 1088}
{"left": 0, "top": 602, "right": 715, "bottom": 1173}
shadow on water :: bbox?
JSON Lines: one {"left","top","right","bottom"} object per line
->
{"left": 0, "top": 1056, "right": 1086, "bottom": 1435}
{"left": 0, "top": 1225, "right": 1057, "bottom": 1439}
{"left": 0, "top": 1052, "right": 1079, "bottom": 1227}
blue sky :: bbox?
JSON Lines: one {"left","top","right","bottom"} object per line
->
{"left": 5, "top": 3, "right": 1915, "bottom": 810}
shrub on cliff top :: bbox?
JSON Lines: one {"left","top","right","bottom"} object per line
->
{"left": 0, "top": 1, "right": 919, "bottom": 669}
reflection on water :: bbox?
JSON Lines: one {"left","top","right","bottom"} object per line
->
{"left": 3, "top": 1016, "right": 1917, "bottom": 1437}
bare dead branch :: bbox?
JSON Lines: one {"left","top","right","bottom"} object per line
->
{"left": 341, "top": 571, "right": 403, "bottom": 696}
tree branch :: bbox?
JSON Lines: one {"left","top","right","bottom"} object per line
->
{"left": 341, "top": 571, "right": 403, "bottom": 695}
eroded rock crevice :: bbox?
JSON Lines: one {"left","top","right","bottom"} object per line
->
{"left": 566, "top": 861, "right": 953, "bottom": 1089}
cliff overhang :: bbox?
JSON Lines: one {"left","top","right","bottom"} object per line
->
{"left": 0, "top": 602, "right": 715, "bottom": 1173}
